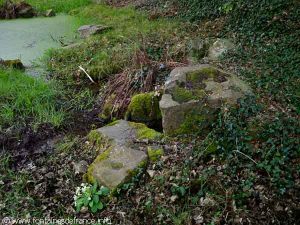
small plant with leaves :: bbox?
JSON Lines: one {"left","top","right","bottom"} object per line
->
{"left": 74, "top": 183, "right": 110, "bottom": 213}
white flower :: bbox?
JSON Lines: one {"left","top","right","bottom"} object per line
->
{"left": 76, "top": 187, "right": 81, "bottom": 195}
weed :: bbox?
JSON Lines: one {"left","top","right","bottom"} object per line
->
{"left": 74, "top": 183, "right": 110, "bottom": 213}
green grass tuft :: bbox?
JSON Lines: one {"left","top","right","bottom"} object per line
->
{"left": 0, "top": 69, "right": 65, "bottom": 130}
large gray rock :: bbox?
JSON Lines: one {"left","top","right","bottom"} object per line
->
{"left": 159, "top": 65, "right": 252, "bottom": 136}
{"left": 85, "top": 120, "right": 162, "bottom": 189}
{"left": 78, "top": 24, "right": 110, "bottom": 38}
{"left": 208, "top": 39, "right": 234, "bottom": 60}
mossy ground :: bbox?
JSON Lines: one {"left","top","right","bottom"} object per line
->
{"left": 147, "top": 147, "right": 164, "bottom": 162}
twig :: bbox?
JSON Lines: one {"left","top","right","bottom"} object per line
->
{"left": 233, "top": 150, "right": 258, "bottom": 165}
{"left": 78, "top": 66, "right": 95, "bottom": 83}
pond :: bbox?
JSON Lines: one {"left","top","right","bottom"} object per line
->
{"left": 0, "top": 15, "right": 78, "bottom": 66}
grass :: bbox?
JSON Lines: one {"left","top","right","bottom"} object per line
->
{"left": 0, "top": 0, "right": 91, "bottom": 13}
{"left": 46, "top": 4, "right": 187, "bottom": 82}
{"left": 0, "top": 69, "right": 65, "bottom": 130}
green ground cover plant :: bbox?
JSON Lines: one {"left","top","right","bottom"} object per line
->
{"left": 0, "top": 69, "right": 65, "bottom": 130}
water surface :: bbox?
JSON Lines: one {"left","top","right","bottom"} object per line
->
{"left": 0, "top": 15, "right": 78, "bottom": 66}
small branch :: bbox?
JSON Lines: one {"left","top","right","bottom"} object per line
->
{"left": 233, "top": 150, "right": 258, "bottom": 165}
{"left": 79, "top": 65, "right": 95, "bottom": 83}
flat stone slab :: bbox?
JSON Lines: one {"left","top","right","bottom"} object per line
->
{"left": 91, "top": 144, "right": 146, "bottom": 189}
{"left": 160, "top": 65, "right": 252, "bottom": 135}
{"left": 78, "top": 24, "right": 110, "bottom": 38}
{"left": 86, "top": 120, "right": 161, "bottom": 189}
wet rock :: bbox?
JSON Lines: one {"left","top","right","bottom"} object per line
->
{"left": 85, "top": 120, "right": 162, "bottom": 189}
{"left": 44, "top": 9, "right": 55, "bottom": 17}
{"left": 0, "top": 59, "right": 24, "bottom": 70}
{"left": 0, "top": 0, "right": 35, "bottom": 19}
{"left": 16, "top": 1, "right": 35, "bottom": 18}
{"left": 159, "top": 65, "right": 252, "bottom": 135}
{"left": 208, "top": 38, "right": 234, "bottom": 60}
{"left": 78, "top": 24, "right": 110, "bottom": 38}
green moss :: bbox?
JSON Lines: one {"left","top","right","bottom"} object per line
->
{"left": 170, "top": 107, "right": 217, "bottom": 136}
{"left": 187, "top": 67, "right": 229, "bottom": 84}
{"left": 172, "top": 86, "right": 206, "bottom": 103}
{"left": 107, "top": 120, "right": 120, "bottom": 126}
{"left": 147, "top": 147, "right": 164, "bottom": 162}
{"left": 172, "top": 87, "right": 195, "bottom": 103}
{"left": 171, "top": 67, "right": 228, "bottom": 103}
{"left": 126, "top": 92, "right": 161, "bottom": 123}
{"left": 129, "top": 122, "right": 163, "bottom": 140}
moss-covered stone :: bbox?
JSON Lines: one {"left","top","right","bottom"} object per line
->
{"left": 84, "top": 120, "right": 149, "bottom": 190}
{"left": 84, "top": 147, "right": 112, "bottom": 183}
{"left": 125, "top": 92, "right": 161, "bottom": 127}
{"left": 160, "top": 65, "right": 252, "bottom": 136}
{"left": 147, "top": 147, "right": 164, "bottom": 162}
{"left": 129, "top": 122, "right": 163, "bottom": 140}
